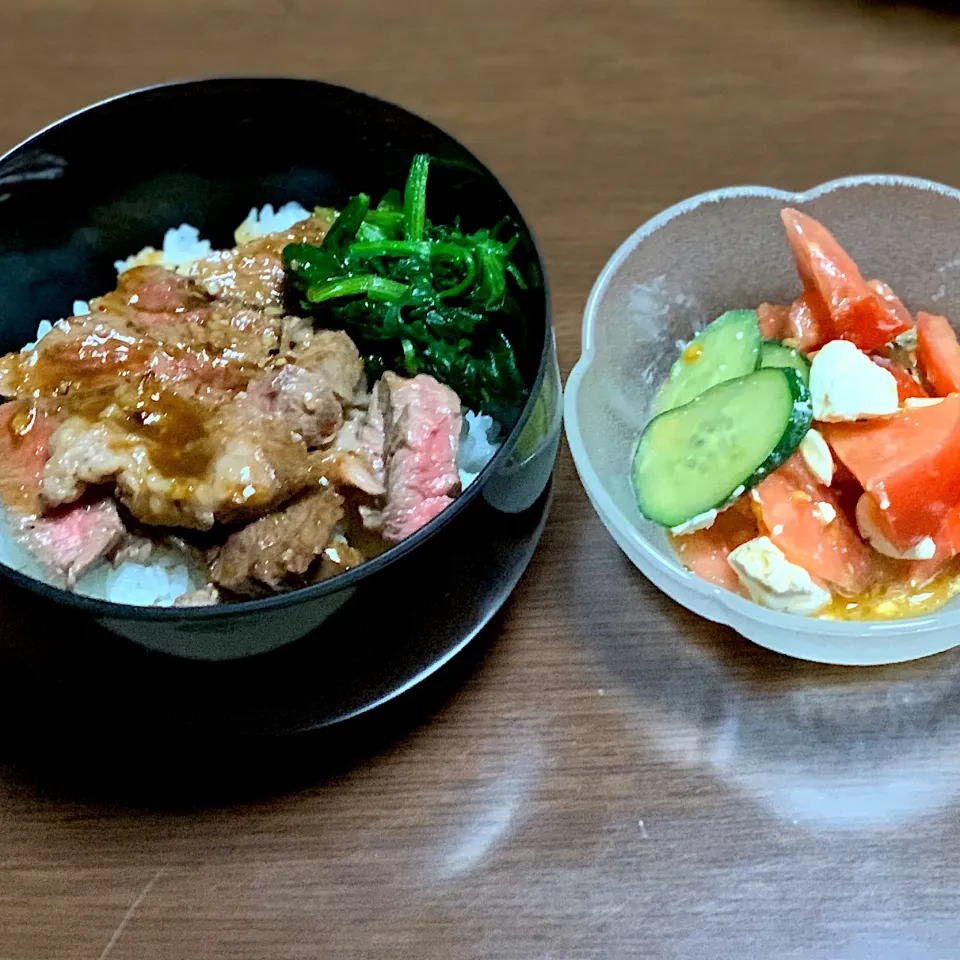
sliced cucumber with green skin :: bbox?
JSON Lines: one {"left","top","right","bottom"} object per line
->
{"left": 654, "top": 309, "right": 761, "bottom": 414}
{"left": 760, "top": 339, "right": 810, "bottom": 386}
{"left": 633, "top": 368, "right": 813, "bottom": 528}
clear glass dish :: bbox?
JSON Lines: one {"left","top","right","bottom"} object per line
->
{"left": 564, "top": 175, "right": 960, "bottom": 665}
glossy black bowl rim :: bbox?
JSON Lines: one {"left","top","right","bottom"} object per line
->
{"left": 0, "top": 76, "right": 553, "bottom": 621}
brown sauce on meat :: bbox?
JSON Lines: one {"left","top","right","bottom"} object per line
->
{"left": 2, "top": 331, "right": 156, "bottom": 400}
{"left": 340, "top": 490, "right": 391, "bottom": 561}
{"left": 111, "top": 382, "right": 216, "bottom": 482}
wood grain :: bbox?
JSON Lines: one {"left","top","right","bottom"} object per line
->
{"left": 4, "top": 0, "right": 960, "bottom": 957}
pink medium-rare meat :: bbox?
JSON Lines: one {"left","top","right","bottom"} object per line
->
{"left": 17, "top": 497, "right": 124, "bottom": 587}
{"left": 100, "top": 265, "right": 214, "bottom": 322}
{"left": 209, "top": 486, "right": 345, "bottom": 597}
{"left": 0, "top": 401, "right": 65, "bottom": 515}
{"left": 367, "top": 372, "right": 462, "bottom": 542}
{"left": 0, "top": 268, "right": 293, "bottom": 410}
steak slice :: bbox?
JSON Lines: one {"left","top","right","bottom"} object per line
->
{"left": 286, "top": 329, "right": 365, "bottom": 401}
{"left": 41, "top": 391, "right": 320, "bottom": 532}
{"left": 184, "top": 214, "right": 333, "bottom": 308}
{"left": 209, "top": 486, "right": 345, "bottom": 597}
{"left": 241, "top": 329, "right": 364, "bottom": 449}
{"left": 365, "top": 372, "right": 462, "bottom": 542}
{"left": 0, "top": 401, "right": 64, "bottom": 514}
{"left": 17, "top": 497, "right": 125, "bottom": 587}
{"left": 319, "top": 383, "right": 386, "bottom": 496}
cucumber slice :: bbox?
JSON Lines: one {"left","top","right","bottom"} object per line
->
{"left": 633, "top": 368, "right": 812, "bottom": 527}
{"left": 654, "top": 309, "right": 761, "bottom": 414}
{"left": 760, "top": 340, "right": 810, "bottom": 386}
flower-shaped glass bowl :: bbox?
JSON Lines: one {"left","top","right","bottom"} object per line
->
{"left": 565, "top": 175, "right": 960, "bottom": 665}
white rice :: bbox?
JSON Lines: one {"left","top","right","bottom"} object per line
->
{"left": 114, "top": 223, "right": 213, "bottom": 274}
{"left": 459, "top": 411, "right": 502, "bottom": 487}
{"left": 233, "top": 202, "right": 310, "bottom": 246}
{"left": 6, "top": 213, "right": 504, "bottom": 607}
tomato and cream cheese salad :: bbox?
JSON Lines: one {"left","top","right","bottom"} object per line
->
{"left": 632, "top": 209, "right": 960, "bottom": 621}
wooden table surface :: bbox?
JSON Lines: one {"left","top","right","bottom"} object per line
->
{"left": 4, "top": 0, "right": 960, "bottom": 957}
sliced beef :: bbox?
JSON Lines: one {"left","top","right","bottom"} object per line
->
{"left": 364, "top": 372, "right": 462, "bottom": 542}
{"left": 319, "top": 384, "right": 386, "bottom": 496}
{"left": 286, "top": 329, "right": 365, "bottom": 401}
{"left": 42, "top": 391, "right": 319, "bottom": 531}
{"left": 240, "top": 330, "right": 364, "bottom": 449}
{"left": 99, "top": 265, "right": 214, "bottom": 322}
{"left": 0, "top": 317, "right": 260, "bottom": 409}
{"left": 17, "top": 497, "right": 125, "bottom": 587}
{"left": 184, "top": 215, "right": 332, "bottom": 308}
{"left": 0, "top": 401, "right": 64, "bottom": 514}
{"left": 244, "top": 365, "right": 344, "bottom": 448}
{"left": 209, "top": 486, "right": 345, "bottom": 597}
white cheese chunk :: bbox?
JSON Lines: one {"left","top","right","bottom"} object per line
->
{"left": 799, "top": 428, "right": 835, "bottom": 486}
{"left": 904, "top": 397, "right": 944, "bottom": 409}
{"left": 855, "top": 495, "right": 936, "bottom": 560}
{"left": 809, "top": 340, "right": 899, "bottom": 422}
{"left": 727, "top": 536, "right": 831, "bottom": 615}
{"left": 813, "top": 501, "right": 837, "bottom": 525}
{"left": 670, "top": 509, "right": 718, "bottom": 536}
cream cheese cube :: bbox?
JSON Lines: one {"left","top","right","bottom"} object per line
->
{"left": 809, "top": 340, "right": 899, "bottom": 422}
{"left": 799, "top": 428, "right": 835, "bottom": 486}
{"left": 727, "top": 536, "right": 831, "bottom": 615}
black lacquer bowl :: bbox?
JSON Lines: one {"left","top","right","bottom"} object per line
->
{"left": 0, "top": 77, "right": 560, "bottom": 709}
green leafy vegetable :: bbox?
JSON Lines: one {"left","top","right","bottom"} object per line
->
{"left": 282, "top": 154, "right": 532, "bottom": 424}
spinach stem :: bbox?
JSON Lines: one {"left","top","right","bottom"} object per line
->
{"left": 403, "top": 153, "right": 429, "bottom": 242}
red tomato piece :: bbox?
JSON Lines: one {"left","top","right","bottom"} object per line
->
{"left": 787, "top": 292, "right": 827, "bottom": 352}
{"left": 916, "top": 311, "right": 960, "bottom": 397}
{"left": 671, "top": 500, "right": 758, "bottom": 595}
{"left": 824, "top": 393, "right": 960, "bottom": 551}
{"left": 757, "top": 302, "right": 791, "bottom": 340}
{"left": 753, "top": 453, "right": 876, "bottom": 595}
{"left": 868, "top": 279, "right": 913, "bottom": 329}
{"left": 907, "top": 502, "right": 960, "bottom": 587}
{"left": 871, "top": 355, "right": 929, "bottom": 402}
{"left": 780, "top": 209, "right": 912, "bottom": 351}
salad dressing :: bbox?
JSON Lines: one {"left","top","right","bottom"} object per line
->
{"left": 819, "top": 559, "right": 960, "bottom": 621}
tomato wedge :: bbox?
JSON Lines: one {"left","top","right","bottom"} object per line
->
{"left": 871, "top": 355, "right": 928, "bottom": 402}
{"left": 671, "top": 501, "right": 758, "bottom": 595}
{"left": 868, "top": 279, "right": 913, "bottom": 329}
{"left": 824, "top": 393, "right": 960, "bottom": 551}
{"left": 780, "top": 209, "right": 912, "bottom": 351}
{"left": 787, "top": 292, "right": 826, "bottom": 352}
{"left": 907, "top": 502, "right": 960, "bottom": 587}
{"left": 916, "top": 311, "right": 960, "bottom": 397}
{"left": 757, "top": 302, "right": 790, "bottom": 340}
{"left": 753, "top": 453, "right": 876, "bottom": 595}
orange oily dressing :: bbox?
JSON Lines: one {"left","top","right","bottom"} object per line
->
{"left": 819, "top": 558, "right": 960, "bottom": 621}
